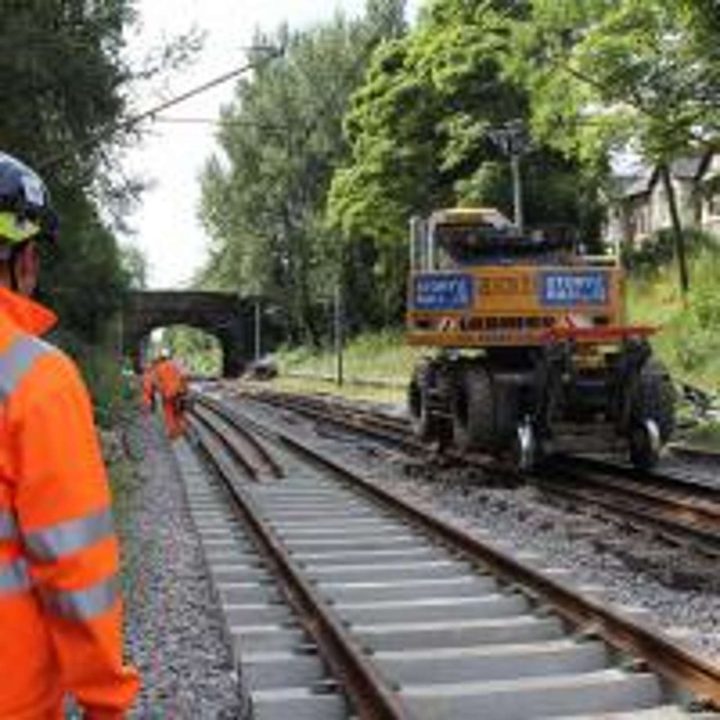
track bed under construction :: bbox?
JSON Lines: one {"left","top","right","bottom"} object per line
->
{"left": 245, "top": 386, "right": 720, "bottom": 557}
{"left": 176, "top": 389, "right": 720, "bottom": 719}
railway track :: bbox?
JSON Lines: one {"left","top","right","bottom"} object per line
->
{"left": 236, "top": 386, "right": 720, "bottom": 555}
{"left": 175, "top": 389, "right": 720, "bottom": 719}
{"left": 537, "top": 457, "right": 720, "bottom": 557}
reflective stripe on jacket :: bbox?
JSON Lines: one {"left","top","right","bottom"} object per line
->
{"left": 0, "top": 287, "right": 139, "bottom": 719}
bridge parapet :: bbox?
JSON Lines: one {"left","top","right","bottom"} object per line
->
{"left": 123, "top": 290, "right": 258, "bottom": 377}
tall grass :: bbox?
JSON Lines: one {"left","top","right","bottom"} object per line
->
{"left": 277, "top": 328, "right": 423, "bottom": 383}
{"left": 628, "top": 246, "right": 720, "bottom": 389}
{"left": 271, "top": 329, "right": 423, "bottom": 404}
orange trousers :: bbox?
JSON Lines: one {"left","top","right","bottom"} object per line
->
{"left": 162, "top": 398, "right": 187, "bottom": 440}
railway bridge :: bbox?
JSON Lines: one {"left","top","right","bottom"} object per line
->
{"left": 123, "top": 290, "right": 262, "bottom": 377}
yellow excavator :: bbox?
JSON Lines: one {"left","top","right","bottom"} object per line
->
{"left": 406, "top": 207, "right": 675, "bottom": 469}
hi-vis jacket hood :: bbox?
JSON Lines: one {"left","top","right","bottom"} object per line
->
{"left": 0, "top": 287, "right": 139, "bottom": 719}
{"left": 0, "top": 286, "right": 56, "bottom": 336}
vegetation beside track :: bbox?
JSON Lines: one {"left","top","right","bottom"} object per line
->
{"left": 262, "top": 375, "right": 406, "bottom": 406}
{"left": 279, "top": 329, "right": 417, "bottom": 384}
{"left": 100, "top": 423, "right": 142, "bottom": 589}
{"left": 264, "top": 330, "right": 412, "bottom": 405}
{"left": 262, "top": 250, "right": 720, "bottom": 449}
{"left": 629, "top": 245, "right": 720, "bottom": 392}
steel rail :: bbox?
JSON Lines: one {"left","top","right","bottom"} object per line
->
{"left": 187, "top": 405, "right": 414, "bottom": 720}
{"left": 192, "top": 400, "right": 284, "bottom": 481}
{"left": 241, "top": 387, "right": 720, "bottom": 475}
{"left": 556, "top": 455, "right": 720, "bottom": 500}
{"left": 535, "top": 467, "right": 720, "bottom": 553}
{"left": 272, "top": 424, "right": 720, "bottom": 705}
{"left": 538, "top": 480, "right": 720, "bottom": 555}
{"left": 242, "top": 388, "right": 415, "bottom": 448}
{"left": 669, "top": 444, "right": 720, "bottom": 464}
{"left": 189, "top": 410, "right": 265, "bottom": 482}
{"left": 220, "top": 389, "right": 720, "bottom": 705}
{"left": 241, "top": 387, "right": 720, "bottom": 549}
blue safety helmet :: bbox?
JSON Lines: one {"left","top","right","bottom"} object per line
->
{"left": 0, "top": 152, "right": 58, "bottom": 258}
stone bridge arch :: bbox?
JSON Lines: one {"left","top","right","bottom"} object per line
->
{"left": 123, "top": 291, "right": 254, "bottom": 377}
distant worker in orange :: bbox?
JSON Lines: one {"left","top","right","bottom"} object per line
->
{"left": 152, "top": 347, "right": 188, "bottom": 439}
{"left": 141, "top": 356, "right": 157, "bottom": 413}
{"left": 0, "top": 152, "right": 139, "bottom": 717}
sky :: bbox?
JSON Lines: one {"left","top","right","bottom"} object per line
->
{"left": 123, "top": 0, "right": 422, "bottom": 289}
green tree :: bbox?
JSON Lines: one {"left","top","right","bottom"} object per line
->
{"left": 508, "top": 0, "right": 720, "bottom": 293}
{"left": 120, "top": 244, "right": 149, "bottom": 290}
{"left": 0, "top": 2, "right": 195, "bottom": 415}
{"left": 328, "top": 0, "right": 596, "bottom": 324}
{"left": 0, "top": 2, "right": 195, "bottom": 342}
{"left": 164, "top": 326, "right": 222, "bottom": 375}
{"left": 0, "top": 1, "right": 132, "bottom": 181}
{"left": 200, "top": 1, "right": 406, "bottom": 344}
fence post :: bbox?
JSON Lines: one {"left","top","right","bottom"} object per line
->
{"left": 334, "top": 284, "right": 344, "bottom": 387}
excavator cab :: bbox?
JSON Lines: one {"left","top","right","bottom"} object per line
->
{"left": 413, "top": 208, "right": 585, "bottom": 269}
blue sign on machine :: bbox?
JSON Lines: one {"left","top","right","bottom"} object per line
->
{"left": 540, "top": 271, "right": 609, "bottom": 306}
{"left": 413, "top": 273, "right": 473, "bottom": 310}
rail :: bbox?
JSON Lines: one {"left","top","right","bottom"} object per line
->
{"left": 197, "top": 390, "right": 720, "bottom": 707}
{"left": 188, "top": 397, "right": 413, "bottom": 719}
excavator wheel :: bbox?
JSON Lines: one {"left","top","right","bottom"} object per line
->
{"left": 629, "top": 358, "right": 676, "bottom": 468}
{"left": 451, "top": 364, "right": 496, "bottom": 453}
{"left": 408, "top": 363, "right": 444, "bottom": 442}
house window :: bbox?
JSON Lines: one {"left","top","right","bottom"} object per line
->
{"left": 709, "top": 193, "right": 720, "bottom": 218}
{"left": 634, "top": 205, "right": 649, "bottom": 236}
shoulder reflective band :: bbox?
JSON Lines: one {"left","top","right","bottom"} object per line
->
{"left": 0, "top": 558, "right": 30, "bottom": 595}
{"left": 25, "top": 508, "right": 114, "bottom": 563}
{"left": 0, "top": 335, "right": 52, "bottom": 401}
{"left": 40, "top": 574, "right": 118, "bottom": 621}
{"left": 0, "top": 509, "right": 18, "bottom": 542}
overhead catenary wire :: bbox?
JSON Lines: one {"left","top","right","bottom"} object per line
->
{"left": 39, "top": 47, "right": 284, "bottom": 170}
{"left": 151, "top": 116, "right": 292, "bottom": 133}
{"left": 148, "top": 13, "right": 414, "bottom": 152}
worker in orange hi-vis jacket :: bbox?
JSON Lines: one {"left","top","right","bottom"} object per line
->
{"left": 152, "top": 348, "right": 188, "bottom": 440}
{"left": 0, "top": 152, "right": 139, "bottom": 718}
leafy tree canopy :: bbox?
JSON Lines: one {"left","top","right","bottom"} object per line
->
{"left": 327, "top": 0, "right": 599, "bottom": 322}
{"left": 508, "top": 0, "right": 720, "bottom": 165}
{"left": 0, "top": 1, "right": 198, "bottom": 342}
{"left": 329, "top": 0, "right": 603, "bottom": 234}
{"left": 200, "top": 1, "right": 406, "bottom": 344}
{"left": 507, "top": 0, "right": 720, "bottom": 292}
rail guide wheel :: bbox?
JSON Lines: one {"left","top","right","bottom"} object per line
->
{"left": 628, "top": 358, "right": 676, "bottom": 469}
{"left": 514, "top": 416, "right": 540, "bottom": 472}
{"left": 629, "top": 418, "right": 662, "bottom": 469}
